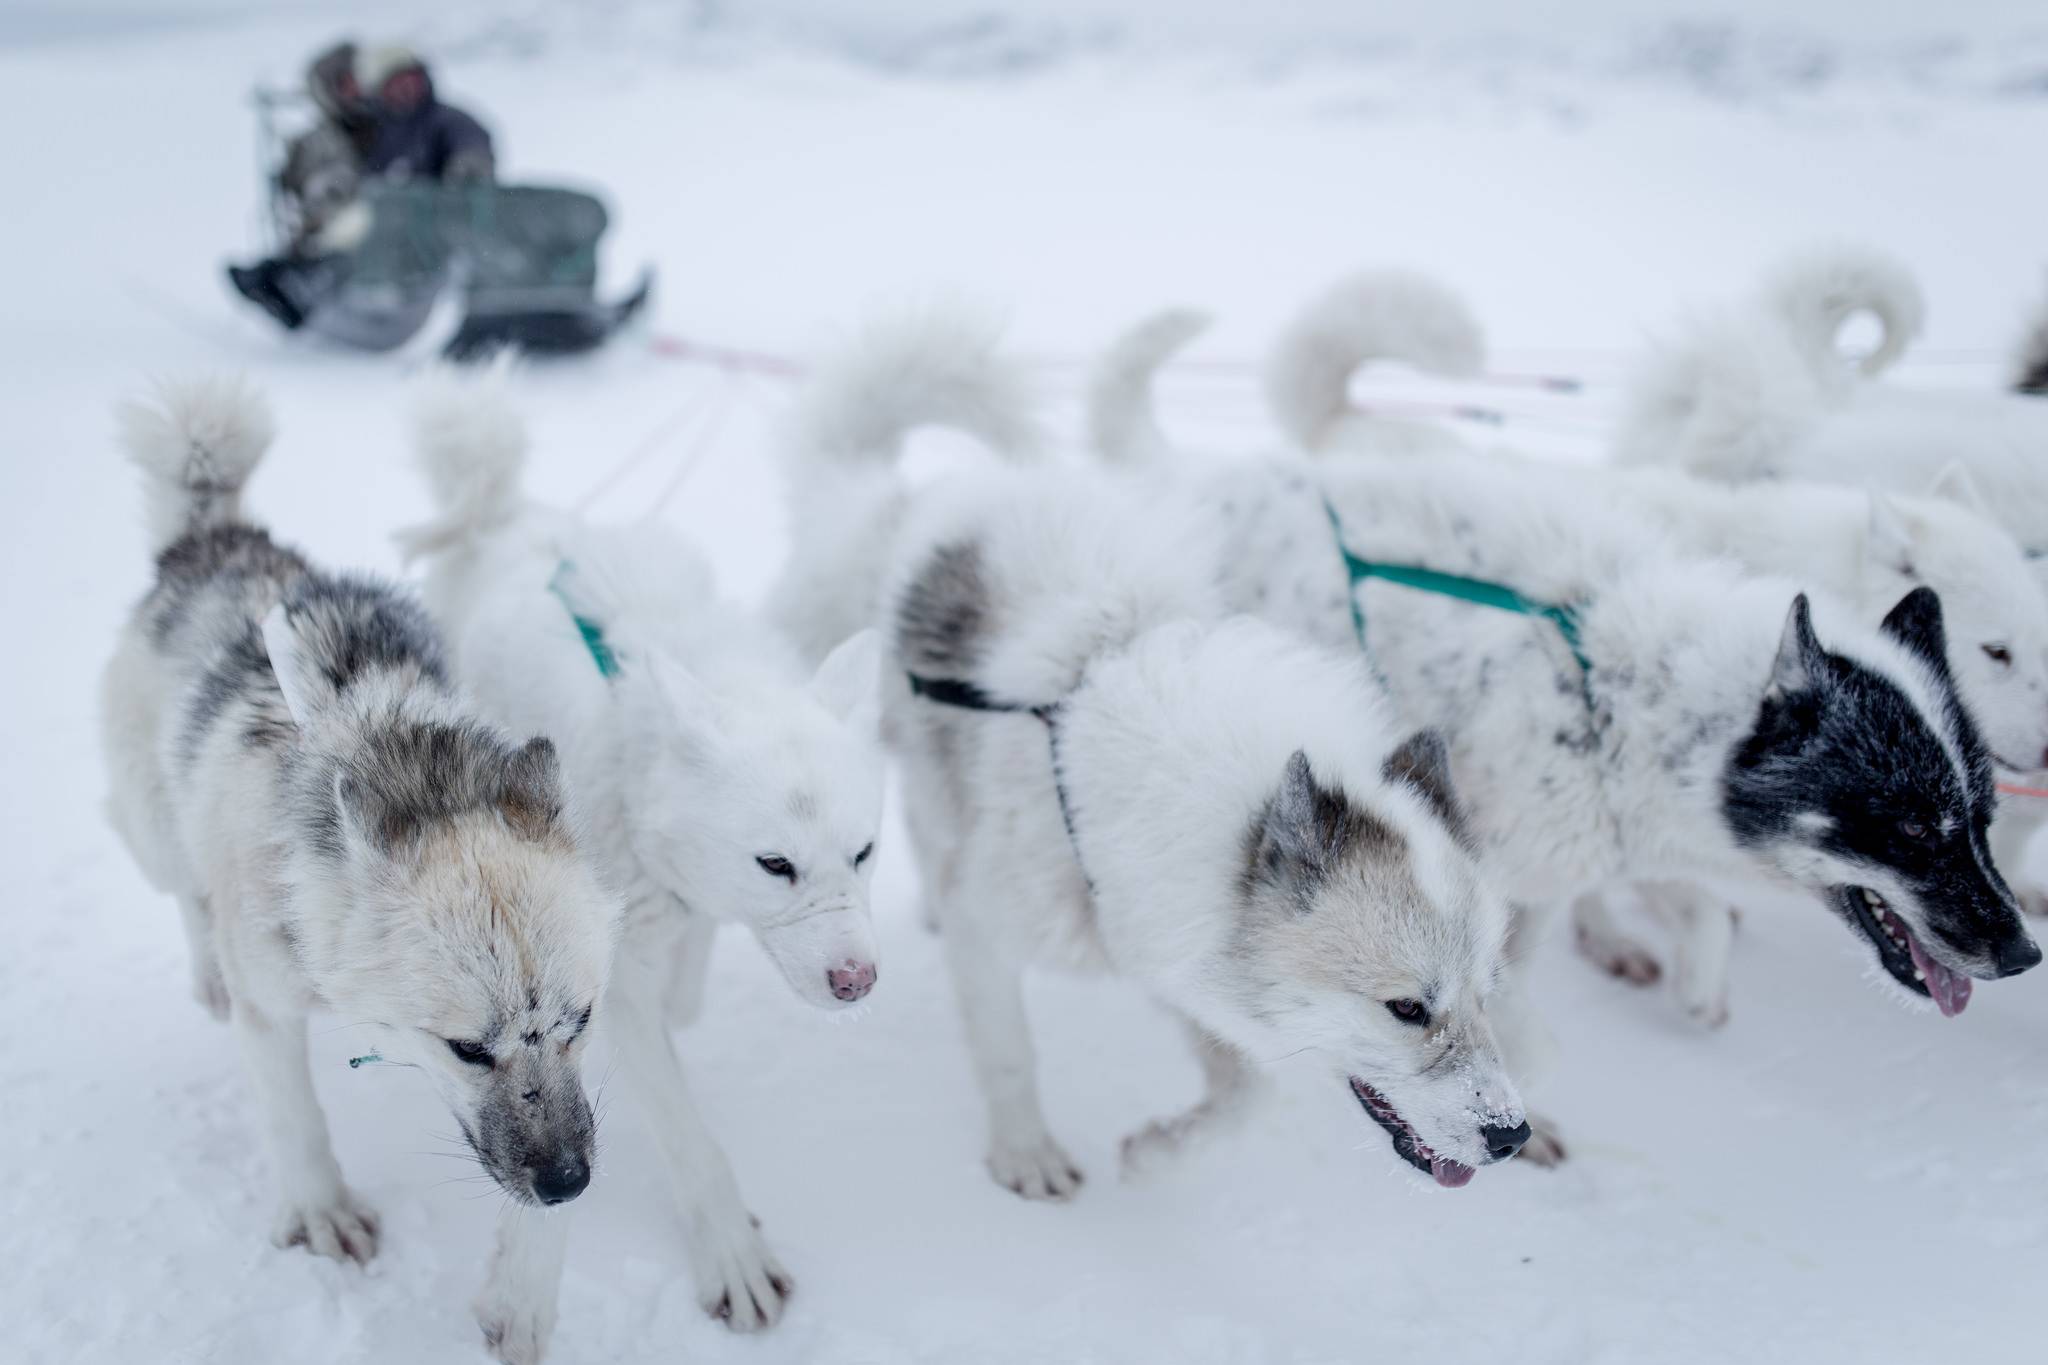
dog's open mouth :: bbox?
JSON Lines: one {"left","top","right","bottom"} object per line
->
{"left": 1349, "top": 1078, "right": 1474, "bottom": 1188}
{"left": 1837, "top": 885, "right": 1971, "bottom": 1017}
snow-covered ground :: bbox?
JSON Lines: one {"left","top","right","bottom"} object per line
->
{"left": 5, "top": 4, "right": 2048, "bottom": 1363}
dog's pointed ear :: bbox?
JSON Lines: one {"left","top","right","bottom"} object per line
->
{"left": 1766, "top": 594, "right": 1826, "bottom": 700}
{"left": 811, "top": 628, "right": 882, "bottom": 734}
{"left": 1865, "top": 493, "right": 1917, "bottom": 577}
{"left": 1925, "top": 460, "right": 1987, "bottom": 514}
{"left": 1880, "top": 584, "right": 1950, "bottom": 674}
{"left": 261, "top": 602, "right": 322, "bottom": 728}
{"left": 1382, "top": 728, "right": 1467, "bottom": 842}
{"left": 334, "top": 770, "right": 421, "bottom": 862}
{"left": 1251, "top": 750, "right": 1360, "bottom": 902}
{"left": 500, "top": 736, "right": 565, "bottom": 842}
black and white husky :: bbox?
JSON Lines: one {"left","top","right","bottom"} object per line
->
{"left": 99, "top": 379, "right": 619, "bottom": 1360}
{"left": 775, "top": 323, "right": 1531, "bottom": 1201}
{"left": 1073, "top": 313, "right": 2042, "bottom": 1157}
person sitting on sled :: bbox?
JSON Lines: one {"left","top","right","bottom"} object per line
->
{"left": 230, "top": 43, "right": 496, "bottom": 329}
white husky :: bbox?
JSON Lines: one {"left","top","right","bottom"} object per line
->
{"left": 397, "top": 364, "right": 891, "bottom": 1354}
{"left": 1108, "top": 276, "right": 2048, "bottom": 1020}
{"left": 100, "top": 379, "right": 620, "bottom": 1360}
{"left": 775, "top": 321, "right": 1532, "bottom": 1198}
{"left": 1612, "top": 244, "right": 2048, "bottom": 919}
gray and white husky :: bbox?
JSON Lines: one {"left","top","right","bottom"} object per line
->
{"left": 396, "top": 363, "right": 891, "bottom": 1349}
{"left": 99, "top": 379, "right": 619, "bottom": 1361}
{"left": 775, "top": 324, "right": 1531, "bottom": 1201}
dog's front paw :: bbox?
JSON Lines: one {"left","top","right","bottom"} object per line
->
{"left": 688, "top": 1211, "right": 792, "bottom": 1332}
{"left": 476, "top": 1281, "right": 555, "bottom": 1365}
{"left": 271, "top": 1189, "right": 378, "bottom": 1264}
{"left": 987, "top": 1133, "right": 1084, "bottom": 1201}
{"left": 1574, "top": 922, "right": 1662, "bottom": 985}
{"left": 1514, "top": 1116, "right": 1568, "bottom": 1168}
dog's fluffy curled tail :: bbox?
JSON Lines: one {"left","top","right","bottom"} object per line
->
{"left": 769, "top": 309, "right": 1041, "bottom": 665}
{"left": 1762, "top": 243, "right": 1925, "bottom": 380}
{"left": 1087, "top": 308, "right": 1211, "bottom": 465}
{"left": 119, "top": 376, "right": 275, "bottom": 556}
{"left": 394, "top": 356, "right": 529, "bottom": 563}
{"left": 1265, "top": 268, "right": 1484, "bottom": 452}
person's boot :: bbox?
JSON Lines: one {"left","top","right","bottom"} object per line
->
{"left": 227, "top": 260, "right": 307, "bottom": 330}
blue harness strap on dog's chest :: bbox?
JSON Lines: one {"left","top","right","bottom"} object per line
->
{"left": 1322, "top": 497, "right": 1596, "bottom": 706}
{"left": 547, "top": 561, "right": 621, "bottom": 679}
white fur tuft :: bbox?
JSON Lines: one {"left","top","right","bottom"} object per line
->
{"left": 118, "top": 375, "right": 275, "bottom": 554}
{"left": 1264, "top": 268, "right": 1485, "bottom": 451}
{"left": 394, "top": 356, "right": 530, "bottom": 562}
{"left": 1761, "top": 243, "right": 1926, "bottom": 380}
{"left": 1087, "top": 308, "right": 1211, "bottom": 465}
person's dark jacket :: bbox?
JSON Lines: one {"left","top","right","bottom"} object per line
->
{"left": 362, "top": 70, "right": 495, "bottom": 183}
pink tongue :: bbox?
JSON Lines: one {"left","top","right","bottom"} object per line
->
{"left": 1904, "top": 929, "right": 1973, "bottom": 1017}
{"left": 1431, "top": 1157, "right": 1475, "bottom": 1189}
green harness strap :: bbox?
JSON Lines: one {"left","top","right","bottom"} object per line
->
{"left": 1321, "top": 498, "right": 1595, "bottom": 700}
{"left": 547, "top": 561, "right": 622, "bottom": 679}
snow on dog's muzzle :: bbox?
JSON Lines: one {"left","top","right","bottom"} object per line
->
{"left": 1348, "top": 1079, "right": 1527, "bottom": 1187}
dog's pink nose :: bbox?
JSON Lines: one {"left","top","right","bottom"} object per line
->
{"left": 827, "top": 960, "right": 877, "bottom": 1002}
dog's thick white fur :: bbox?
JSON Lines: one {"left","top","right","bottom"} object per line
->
{"left": 1103, "top": 281, "right": 2048, "bottom": 1021}
{"left": 1613, "top": 244, "right": 2048, "bottom": 920}
{"left": 1080, "top": 301, "right": 2036, "bottom": 1144}
{"left": 398, "top": 363, "right": 892, "bottom": 1348}
{"left": 100, "top": 379, "right": 619, "bottom": 1362}
{"left": 778, "top": 320, "right": 1532, "bottom": 1197}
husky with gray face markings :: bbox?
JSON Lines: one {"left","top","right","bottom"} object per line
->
{"left": 775, "top": 326, "right": 1530, "bottom": 1199}
{"left": 98, "top": 379, "right": 619, "bottom": 1364}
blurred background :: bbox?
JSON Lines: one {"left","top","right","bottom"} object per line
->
{"left": 4, "top": 3, "right": 2045, "bottom": 1362}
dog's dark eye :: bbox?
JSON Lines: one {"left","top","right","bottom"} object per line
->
{"left": 1983, "top": 643, "right": 2013, "bottom": 666}
{"left": 446, "top": 1038, "right": 494, "bottom": 1068}
{"left": 756, "top": 855, "right": 797, "bottom": 882}
{"left": 853, "top": 841, "right": 875, "bottom": 869}
{"left": 1900, "top": 819, "right": 1929, "bottom": 841}
{"left": 1385, "top": 999, "right": 1430, "bottom": 1027}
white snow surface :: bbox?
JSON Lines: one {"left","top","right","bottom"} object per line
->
{"left": 5, "top": 5, "right": 2048, "bottom": 1363}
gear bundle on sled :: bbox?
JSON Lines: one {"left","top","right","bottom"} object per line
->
{"left": 231, "top": 70, "right": 652, "bottom": 359}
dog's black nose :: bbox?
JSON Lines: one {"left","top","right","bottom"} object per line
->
{"left": 1993, "top": 933, "right": 2042, "bottom": 978}
{"left": 1481, "top": 1120, "right": 1532, "bottom": 1162}
{"left": 530, "top": 1152, "right": 591, "bottom": 1205}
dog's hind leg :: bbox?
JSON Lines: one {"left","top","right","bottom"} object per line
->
{"left": 1569, "top": 887, "right": 1662, "bottom": 986}
{"left": 230, "top": 996, "right": 378, "bottom": 1263}
{"left": 1118, "top": 1018, "right": 1260, "bottom": 1180}
{"left": 609, "top": 917, "right": 792, "bottom": 1331}
{"left": 939, "top": 887, "right": 1084, "bottom": 1201}
{"left": 475, "top": 1203, "right": 570, "bottom": 1365}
